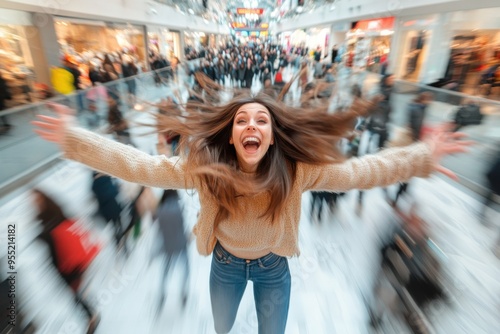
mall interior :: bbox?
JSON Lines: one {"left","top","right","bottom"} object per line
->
{"left": 0, "top": 0, "right": 499, "bottom": 333}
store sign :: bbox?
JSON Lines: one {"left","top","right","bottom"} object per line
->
{"left": 236, "top": 8, "right": 264, "bottom": 15}
{"left": 403, "top": 18, "right": 435, "bottom": 27}
{"left": 354, "top": 17, "right": 394, "bottom": 31}
{"left": 231, "top": 22, "right": 246, "bottom": 28}
{"left": 231, "top": 22, "right": 269, "bottom": 30}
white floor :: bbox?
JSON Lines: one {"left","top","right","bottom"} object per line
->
{"left": 1, "top": 106, "right": 499, "bottom": 334}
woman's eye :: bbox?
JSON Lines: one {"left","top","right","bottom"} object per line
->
{"left": 258, "top": 119, "right": 267, "bottom": 124}
{"left": 237, "top": 119, "right": 246, "bottom": 124}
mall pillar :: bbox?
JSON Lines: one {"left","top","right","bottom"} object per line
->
{"left": 330, "top": 32, "right": 346, "bottom": 54}
{"left": 31, "top": 13, "right": 60, "bottom": 68}
{"left": 21, "top": 26, "right": 51, "bottom": 86}
{"left": 417, "top": 13, "right": 453, "bottom": 84}
{"left": 179, "top": 31, "right": 186, "bottom": 62}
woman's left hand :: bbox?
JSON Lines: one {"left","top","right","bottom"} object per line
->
{"left": 424, "top": 124, "right": 474, "bottom": 180}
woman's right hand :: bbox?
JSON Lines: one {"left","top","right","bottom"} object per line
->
{"left": 31, "top": 103, "right": 75, "bottom": 146}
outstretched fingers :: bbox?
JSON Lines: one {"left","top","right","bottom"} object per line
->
{"left": 34, "top": 129, "right": 60, "bottom": 143}
{"left": 435, "top": 165, "right": 458, "bottom": 181}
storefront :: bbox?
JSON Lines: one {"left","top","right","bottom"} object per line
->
{"left": 447, "top": 31, "right": 500, "bottom": 85}
{"left": 391, "top": 15, "right": 437, "bottom": 82}
{"left": 147, "top": 26, "right": 181, "bottom": 60}
{"left": 54, "top": 17, "right": 147, "bottom": 64}
{"left": 345, "top": 17, "right": 395, "bottom": 72}
{"left": 0, "top": 8, "right": 52, "bottom": 107}
{"left": 278, "top": 29, "right": 308, "bottom": 52}
{"left": 446, "top": 8, "right": 500, "bottom": 94}
{"left": 305, "top": 26, "right": 331, "bottom": 58}
{"left": 184, "top": 31, "right": 216, "bottom": 53}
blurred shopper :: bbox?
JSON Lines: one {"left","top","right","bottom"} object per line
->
{"left": 33, "top": 189, "right": 100, "bottom": 334}
{"left": 313, "top": 60, "right": 324, "bottom": 79}
{"left": 0, "top": 72, "right": 12, "bottom": 135}
{"left": 331, "top": 45, "right": 338, "bottom": 65}
{"left": 91, "top": 171, "right": 127, "bottom": 255}
{"left": 154, "top": 190, "right": 190, "bottom": 314}
{"left": 107, "top": 97, "right": 134, "bottom": 146}
{"left": 370, "top": 204, "right": 447, "bottom": 333}
{"left": 482, "top": 148, "right": 500, "bottom": 225}
{"left": 366, "top": 74, "right": 395, "bottom": 151}
{"left": 244, "top": 62, "right": 254, "bottom": 88}
{"left": 122, "top": 186, "right": 157, "bottom": 241}
{"left": 394, "top": 92, "right": 434, "bottom": 205}
{"left": 274, "top": 66, "right": 284, "bottom": 86}
{"left": 122, "top": 55, "right": 138, "bottom": 107}
{"left": 452, "top": 99, "right": 483, "bottom": 132}
{"left": 309, "top": 191, "right": 343, "bottom": 223}
{"left": 237, "top": 62, "right": 246, "bottom": 88}
{"left": 51, "top": 56, "right": 77, "bottom": 95}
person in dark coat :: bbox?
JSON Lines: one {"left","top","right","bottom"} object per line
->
{"left": 0, "top": 72, "right": 12, "bottom": 134}
{"left": 122, "top": 57, "right": 138, "bottom": 96}
{"left": 91, "top": 171, "right": 126, "bottom": 253}
{"left": 331, "top": 45, "right": 338, "bottom": 64}
{"left": 154, "top": 189, "right": 190, "bottom": 313}
{"left": 244, "top": 62, "right": 254, "bottom": 89}
{"left": 367, "top": 74, "right": 395, "bottom": 150}
{"left": 237, "top": 62, "right": 246, "bottom": 88}
{"left": 394, "top": 92, "right": 434, "bottom": 205}
{"left": 482, "top": 148, "right": 500, "bottom": 226}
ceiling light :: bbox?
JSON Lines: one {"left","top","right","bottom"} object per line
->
{"left": 188, "top": 8, "right": 194, "bottom": 15}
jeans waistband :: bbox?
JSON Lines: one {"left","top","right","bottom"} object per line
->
{"left": 214, "top": 241, "right": 279, "bottom": 265}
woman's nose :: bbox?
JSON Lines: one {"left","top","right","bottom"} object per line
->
{"left": 247, "top": 121, "right": 256, "bottom": 130}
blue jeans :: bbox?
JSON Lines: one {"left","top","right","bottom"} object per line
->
{"left": 210, "top": 242, "right": 291, "bottom": 334}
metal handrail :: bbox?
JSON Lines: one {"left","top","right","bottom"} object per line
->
{"left": 394, "top": 79, "right": 500, "bottom": 107}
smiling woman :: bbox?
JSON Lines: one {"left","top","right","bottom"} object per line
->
{"left": 32, "top": 72, "right": 470, "bottom": 334}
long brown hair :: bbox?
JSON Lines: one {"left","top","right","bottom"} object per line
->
{"left": 33, "top": 189, "right": 68, "bottom": 232}
{"left": 155, "top": 73, "right": 377, "bottom": 223}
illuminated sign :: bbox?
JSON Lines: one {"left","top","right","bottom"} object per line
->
{"left": 260, "top": 23, "right": 269, "bottom": 29}
{"left": 231, "top": 22, "right": 246, "bottom": 28}
{"left": 236, "top": 8, "right": 264, "bottom": 15}
{"left": 354, "top": 17, "right": 394, "bottom": 31}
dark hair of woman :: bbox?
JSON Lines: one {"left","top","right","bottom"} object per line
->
{"left": 33, "top": 189, "right": 67, "bottom": 232}
{"left": 154, "top": 72, "right": 376, "bottom": 225}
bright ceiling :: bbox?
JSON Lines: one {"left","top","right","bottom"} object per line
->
{"left": 154, "top": 0, "right": 338, "bottom": 28}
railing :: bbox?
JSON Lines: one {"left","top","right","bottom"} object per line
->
{"left": 0, "top": 66, "right": 180, "bottom": 198}
{"left": 390, "top": 80, "right": 500, "bottom": 194}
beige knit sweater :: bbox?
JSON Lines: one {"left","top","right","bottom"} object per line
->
{"left": 63, "top": 127, "right": 433, "bottom": 259}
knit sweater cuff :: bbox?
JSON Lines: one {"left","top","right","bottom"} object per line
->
{"left": 408, "top": 142, "right": 434, "bottom": 179}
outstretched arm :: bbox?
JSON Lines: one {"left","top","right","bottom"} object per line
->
{"left": 303, "top": 126, "right": 471, "bottom": 192}
{"left": 32, "top": 103, "right": 190, "bottom": 189}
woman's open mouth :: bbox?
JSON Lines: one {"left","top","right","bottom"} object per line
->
{"left": 242, "top": 136, "right": 261, "bottom": 153}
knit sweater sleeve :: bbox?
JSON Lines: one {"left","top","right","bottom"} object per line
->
{"left": 61, "top": 127, "right": 191, "bottom": 189}
{"left": 301, "top": 142, "right": 434, "bottom": 192}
